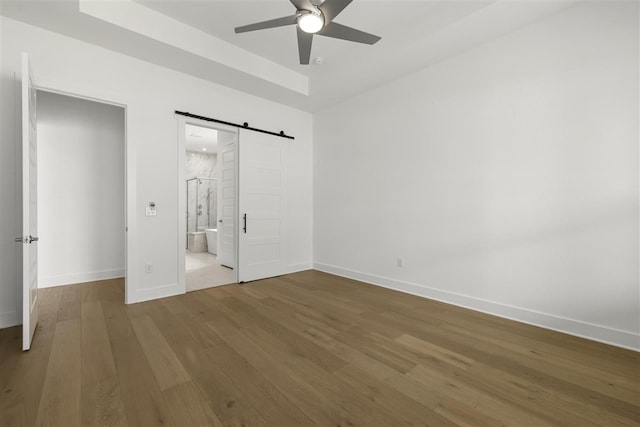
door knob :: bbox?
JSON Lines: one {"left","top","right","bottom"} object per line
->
{"left": 15, "top": 236, "right": 38, "bottom": 243}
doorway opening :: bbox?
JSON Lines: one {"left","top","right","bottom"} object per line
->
{"left": 36, "top": 90, "right": 126, "bottom": 291}
{"left": 179, "top": 120, "right": 238, "bottom": 292}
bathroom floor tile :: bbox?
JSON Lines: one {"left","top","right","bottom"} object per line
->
{"left": 186, "top": 252, "right": 235, "bottom": 292}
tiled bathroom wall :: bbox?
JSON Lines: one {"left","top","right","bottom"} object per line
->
{"left": 186, "top": 151, "right": 218, "bottom": 232}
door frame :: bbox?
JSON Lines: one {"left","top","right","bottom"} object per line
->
{"left": 34, "top": 77, "right": 133, "bottom": 303}
{"left": 176, "top": 116, "right": 239, "bottom": 293}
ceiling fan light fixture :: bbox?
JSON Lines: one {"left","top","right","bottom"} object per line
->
{"left": 298, "top": 12, "right": 324, "bottom": 34}
{"left": 234, "top": 0, "right": 381, "bottom": 65}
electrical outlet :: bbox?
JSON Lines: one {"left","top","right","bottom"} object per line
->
{"left": 145, "top": 263, "right": 153, "bottom": 273}
{"left": 397, "top": 257, "right": 404, "bottom": 268}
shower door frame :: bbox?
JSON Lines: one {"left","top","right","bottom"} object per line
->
{"left": 185, "top": 177, "right": 217, "bottom": 234}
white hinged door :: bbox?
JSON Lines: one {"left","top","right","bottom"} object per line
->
{"left": 21, "top": 52, "right": 39, "bottom": 351}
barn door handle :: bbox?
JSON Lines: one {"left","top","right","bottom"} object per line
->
{"left": 243, "top": 213, "right": 247, "bottom": 234}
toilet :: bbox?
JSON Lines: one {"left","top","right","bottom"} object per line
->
{"left": 205, "top": 228, "right": 217, "bottom": 255}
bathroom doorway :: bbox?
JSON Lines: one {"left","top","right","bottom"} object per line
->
{"left": 179, "top": 120, "right": 237, "bottom": 292}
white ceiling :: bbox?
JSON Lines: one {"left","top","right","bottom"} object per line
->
{"left": 132, "top": 0, "right": 442, "bottom": 74}
{"left": 1, "top": 0, "right": 579, "bottom": 112}
{"left": 185, "top": 124, "right": 218, "bottom": 153}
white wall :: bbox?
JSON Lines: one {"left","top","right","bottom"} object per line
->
{"left": 0, "top": 2, "right": 19, "bottom": 328}
{"left": 314, "top": 1, "right": 639, "bottom": 349}
{"left": 0, "top": 16, "right": 313, "bottom": 325}
{"left": 37, "top": 91, "right": 125, "bottom": 288}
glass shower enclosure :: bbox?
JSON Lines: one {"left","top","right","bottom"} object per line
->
{"left": 186, "top": 177, "right": 217, "bottom": 234}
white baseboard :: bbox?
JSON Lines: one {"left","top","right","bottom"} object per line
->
{"left": 39, "top": 269, "right": 125, "bottom": 288}
{"left": 0, "top": 310, "right": 20, "bottom": 329}
{"left": 287, "top": 262, "right": 313, "bottom": 275}
{"left": 127, "top": 282, "right": 183, "bottom": 305}
{"left": 313, "top": 262, "right": 639, "bottom": 351}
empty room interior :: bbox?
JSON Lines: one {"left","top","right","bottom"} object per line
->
{"left": 0, "top": 0, "right": 638, "bottom": 426}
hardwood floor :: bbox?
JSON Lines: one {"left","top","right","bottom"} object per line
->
{"left": 0, "top": 270, "right": 638, "bottom": 426}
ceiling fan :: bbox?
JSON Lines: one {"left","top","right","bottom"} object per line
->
{"left": 234, "top": 0, "right": 381, "bottom": 65}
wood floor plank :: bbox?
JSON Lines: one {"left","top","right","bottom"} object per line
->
{"left": 434, "top": 397, "right": 506, "bottom": 427}
{"left": 35, "top": 318, "right": 82, "bottom": 427}
{"left": 57, "top": 284, "right": 82, "bottom": 322}
{"left": 0, "top": 403, "right": 27, "bottom": 427}
{"left": 0, "top": 274, "right": 637, "bottom": 427}
{"left": 0, "top": 288, "right": 62, "bottom": 427}
{"left": 441, "top": 321, "right": 640, "bottom": 404}
{"left": 207, "top": 312, "right": 409, "bottom": 427}
{"left": 249, "top": 279, "right": 361, "bottom": 330}
{"left": 81, "top": 299, "right": 127, "bottom": 426}
{"left": 334, "top": 325, "right": 418, "bottom": 373}
{"left": 408, "top": 362, "right": 561, "bottom": 427}
{"left": 146, "top": 301, "right": 272, "bottom": 427}
{"left": 129, "top": 315, "right": 190, "bottom": 391}
{"left": 395, "top": 333, "right": 475, "bottom": 370}
{"left": 258, "top": 293, "right": 352, "bottom": 336}
{"left": 385, "top": 315, "right": 640, "bottom": 424}
{"left": 302, "top": 326, "right": 446, "bottom": 410}
{"left": 465, "top": 361, "right": 631, "bottom": 427}
{"left": 203, "top": 336, "right": 317, "bottom": 427}
{"left": 205, "top": 315, "right": 362, "bottom": 427}
{"left": 162, "top": 381, "right": 224, "bottom": 427}
{"left": 81, "top": 300, "right": 117, "bottom": 384}
{"left": 109, "top": 335, "right": 176, "bottom": 427}
{"left": 80, "top": 376, "right": 128, "bottom": 427}
{"left": 157, "top": 295, "right": 317, "bottom": 427}
{"left": 101, "top": 298, "right": 134, "bottom": 342}
{"left": 435, "top": 322, "right": 639, "bottom": 422}
{"left": 80, "top": 280, "right": 103, "bottom": 302}
{"left": 221, "top": 287, "right": 450, "bottom": 416}
{"left": 334, "top": 363, "right": 456, "bottom": 426}
{"left": 0, "top": 326, "right": 22, "bottom": 393}
{"left": 215, "top": 295, "right": 349, "bottom": 373}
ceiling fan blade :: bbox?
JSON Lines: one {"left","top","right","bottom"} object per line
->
{"left": 235, "top": 15, "right": 298, "bottom": 34}
{"left": 290, "top": 0, "right": 314, "bottom": 11}
{"left": 317, "top": 22, "right": 381, "bottom": 45}
{"left": 318, "top": 0, "right": 353, "bottom": 23}
{"left": 296, "top": 27, "right": 313, "bottom": 65}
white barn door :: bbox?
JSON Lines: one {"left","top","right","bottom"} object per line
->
{"left": 238, "top": 130, "right": 286, "bottom": 283}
